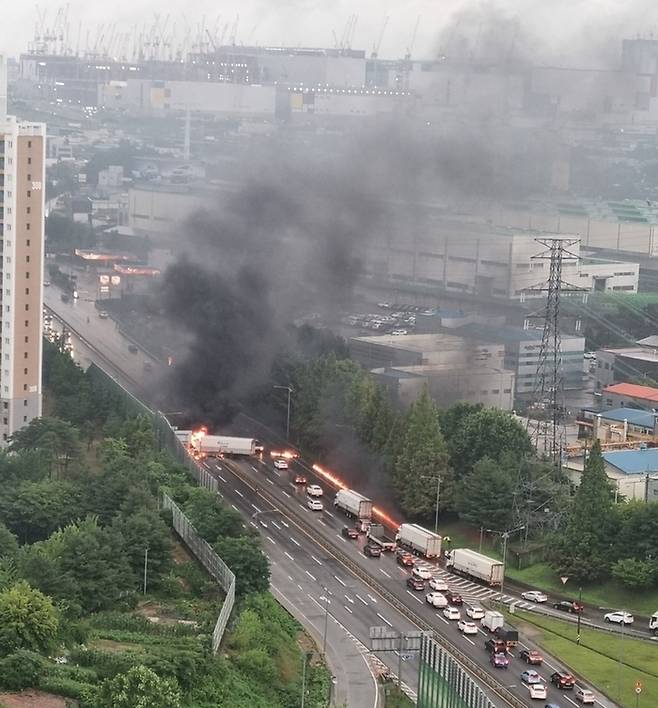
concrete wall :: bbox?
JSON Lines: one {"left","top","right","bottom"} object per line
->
{"left": 128, "top": 186, "right": 202, "bottom": 235}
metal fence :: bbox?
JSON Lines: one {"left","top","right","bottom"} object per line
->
{"left": 162, "top": 493, "right": 235, "bottom": 652}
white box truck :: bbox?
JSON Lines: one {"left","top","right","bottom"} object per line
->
{"left": 446, "top": 549, "right": 504, "bottom": 586}
{"left": 482, "top": 610, "right": 505, "bottom": 632}
{"left": 193, "top": 435, "right": 263, "bottom": 457}
{"left": 333, "top": 489, "right": 373, "bottom": 520}
{"left": 650, "top": 611, "right": 658, "bottom": 635}
{"left": 396, "top": 523, "right": 441, "bottom": 558}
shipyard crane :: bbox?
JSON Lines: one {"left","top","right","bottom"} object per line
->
{"left": 371, "top": 15, "right": 389, "bottom": 59}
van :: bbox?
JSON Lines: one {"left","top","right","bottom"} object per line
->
{"left": 482, "top": 610, "right": 505, "bottom": 632}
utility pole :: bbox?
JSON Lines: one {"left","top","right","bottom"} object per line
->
{"left": 420, "top": 475, "right": 442, "bottom": 535}
{"left": 273, "top": 385, "right": 293, "bottom": 442}
{"left": 143, "top": 546, "right": 149, "bottom": 595}
{"left": 486, "top": 525, "right": 525, "bottom": 602}
{"left": 300, "top": 651, "right": 311, "bottom": 708}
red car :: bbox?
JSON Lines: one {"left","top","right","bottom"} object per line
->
{"left": 490, "top": 653, "right": 509, "bottom": 669}
{"left": 406, "top": 576, "right": 425, "bottom": 591}
{"left": 294, "top": 474, "right": 307, "bottom": 485}
{"left": 445, "top": 590, "right": 463, "bottom": 606}
{"left": 396, "top": 550, "right": 415, "bottom": 567}
{"left": 551, "top": 671, "right": 575, "bottom": 689}
{"left": 519, "top": 649, "right": 543, "bottom": 665}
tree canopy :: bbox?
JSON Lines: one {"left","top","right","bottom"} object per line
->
{"left": 0, "top": 581, "right": 58, "bottom": 656}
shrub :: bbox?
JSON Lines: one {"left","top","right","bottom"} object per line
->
{"left": 0, "top": 650, "right": 46, "bottom": 690}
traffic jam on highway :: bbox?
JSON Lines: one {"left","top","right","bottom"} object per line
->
{"left": 178, "top": 427, "right": 634, "bottom": 707}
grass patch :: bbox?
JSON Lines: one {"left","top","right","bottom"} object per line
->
{"left": 513, "top": 610, "right": 658, "bottom": 706}
{"left": 383, "top": 685, "right": 415, "bottom": 708}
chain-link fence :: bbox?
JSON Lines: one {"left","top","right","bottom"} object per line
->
{"left": 162, "top": 493, "right": 235, "bottom": 652}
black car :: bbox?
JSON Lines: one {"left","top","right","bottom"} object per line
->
{"left": 445, "top": 590, "right": 463, "bottom": 606}
{"left": 553, "top": 600, "right": 584, "bottom": 614}
{"left": 406, "top": 576, "right": 425, "bottom": 591}
{"left": 363, "top": 543, "right": 381, "bottom": 558}
{"left": 128, "top": 344, "right": 138, "bottom": 354}
{"left": 341, "top": 526, "right": 359, "bottom": 539}
{"left": 551, "top": 670, "right": 575, "bottom": 689}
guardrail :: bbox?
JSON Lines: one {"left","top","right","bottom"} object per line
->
{"left": 162, "top": 493, "right": 235, "bottom": 652}
{"left": 221, "top": 458, "right": 527, "bottom": 708}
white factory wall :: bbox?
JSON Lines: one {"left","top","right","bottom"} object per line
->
{"left": 128, "top": 187, "right": 201, "bottom": 235}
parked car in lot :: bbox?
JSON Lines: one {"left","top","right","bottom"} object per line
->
{"left": 426, "top": 591, "right": 448, "bottom": 608}
{"left": 363, "top": 543, "right": 381, "bottom": 558}
{"left": 412, "top": 566, "right": 432, "bottom": 581}
{"left": 553, "top": 600, "right": 584, "bottom": 614}
{"left": 429, "top": 577, "right": 448, "bottom": 592}
{"left": 520, "top": 670, "right": 543, "bottom": 685}
{"left": 457, "top": 620, "right": 478, "bottom": 635}
{"left": 604, "top": 611, "right": 634, "bottom": 625}
{"left": 396, "top": 550, "right": 415, "bottom": 567}
{"left": 445, "top": 590, "right": 463, "bottom": 606}
{"left": 273, "top": 458, "right": 289, "bottom": 469}
{"left": 466, "top": 605, "right": 485, "bottom": 620}
{"left": 307, "top": 498, "right": 324, "bottom": 511}
{"left": 521, "top": 590, "right": 548, "bottom": 603}
{"left": 407, "top": 576, "right": 425, "bottom": 591}
{"left": 575, "top": 687, "right": 596, "bottom": 704}
{"left": 550, "top": 670, "right": 575, "bottom": 689}
{"left": 490, "top": 653, "right": 509, "bottom": 669}
{"left": 527, "top": 682, "right": 547, "bottom": 700}
{"left": 443, "top": 606, "right": 461, "bottom": 621}
{"left": 519, "top": 648, "right": 543, "bottom": 665}
{"left": 341, "top": 526, "right": 359, "bottom": 539}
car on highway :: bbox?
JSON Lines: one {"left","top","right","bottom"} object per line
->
{"left": 465, "top": 605, "right": 485, "bottom": 620}
{"left": 293, "top": 473, "right": 307, "bottom": 485}
{"left": 484, "top": 638, "right": 506, "bottom": 655}
{"left": 406, "top": 576, "right": 425, "bottom": 591}
{"left": 526, "top": 682, "right": 547, "bottom": 700}
{"left": 307, "top": 498, "right": 324, "bottom": 511}
{"left": 428, "top": 577, "right": 448, "bottom": 591}
{"left": 521, "top": 590, "right": 548, "bottom": 603}
{"left": 426, "top": 591, "right": 448, "bottom": 608}
{"left": 306, "top": 484, "right": 323, "bottom": 497}
{"left": 521, "top": 670, "right": 544, "bottom": 685}
{"left": 273, "top": 458, "right": 289, "bottom": 470}
{"left": 604, "top": 610, "right": 634, "bottom": 625}
{"left": 457, "top": 620, "right": 478, "bottom": 635}
{"left": 552, "top": 599, "right": 584, "bottom": 614}
{"left": 363, "top": 543, "right": 381, "bottom": 558}
{"left": 443, "top": 606, "right": 461, "bottom": 621}
{"left": 396, "top": 550, "right": 415, "bottom": 567}
{"left": 391, "top": 329, "right": 407, "bottom": 336}
{"left": 445, "top": 590, "right": 463, "bottom": 606}
{"left": 519, "top": 648, "right": 543, "bottom": 665}
{"left": 490, "top": 653, "right": 509, "bottom": 669}
{"left": 412, "top": 566, "right": 432, "bottom": 581}
{"left": 341, "top": 526, "right": 359, "bottom": 539}
{"left": 98, "top": 310, "right": 109, "bottom": 319}
{"left": 575, "top": 687, "right": 596, "bottom": 704}
{"left": 128, "top": 344, "right": 138, "bottom": 354}
{"left": 550, "top": 670, "right": 575, "bottom": 689}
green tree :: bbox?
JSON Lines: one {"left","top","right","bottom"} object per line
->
{"left": 456, "top": 457, "right": 515, "bottom": 530}
{"left": 439, "top": 402, "right": 483, "bottom": 449}
{"left": 0, "top": 581, "right": 58, "bottom": 656}
{"left": 184, "top": 488, "right": 244, "bottom": 542}
{"left": 611, "top": 558, "right": 658, "bottom": 590}
{"left": 9, "top": 417, "right": 82, "bottom": 477}
{"left": 549, "top": 440, "right": 618, "bottom": 583}
{"left": 392, "top": 390, "right": 453, "bottom": 518}
{"left": 0, "top": 650, "right": 46, "bottom": 690}
{"left": 613, "top": 501, "right": 658, "bottom": 562}
{"left": 94, "top": 665, "right": 182, "bottom": 708}
{"left": 0, "top": 523, "right": 19, "bottom": 559}
{"left": 213, "top": 537, "right": 270, "bottom": 596}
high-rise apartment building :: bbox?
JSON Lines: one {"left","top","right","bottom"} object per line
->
{"left": 0, "top": 55, "right": 45, "bottom": 443}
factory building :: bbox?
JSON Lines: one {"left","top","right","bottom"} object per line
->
{"left": 0, "top": 56, "right": 45, "bottom": 443}
{"left": 597, "top": 382, "right": 658, "bottom": 411}
{"left": 595, "top": 348, "right": 658, "bottom": 389}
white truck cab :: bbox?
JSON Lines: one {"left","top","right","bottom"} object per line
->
{"left": 650, "top": 611, "right": 658, "bottom": 635}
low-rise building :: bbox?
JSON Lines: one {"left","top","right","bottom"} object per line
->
{"left": 596, "top": 348, "right": 658, "bottom": 388}
{"left": 598, "top": 382, "right": 658, "bottom": 409}
{"left": 587, "top": 407, "right": 658, "bottom": 443}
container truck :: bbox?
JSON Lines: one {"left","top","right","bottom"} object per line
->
{"left": 446, "top": 548, "right": 504, "bottom": 586}
{"left": 333, "top": 489, "right": 373, "bottom": 520}
{"left": 396, "top": 523, "right": 442, "bottom": 559}
{"left": 193, "top": 435, "right": 263, "bottom": 457}
{"left": 366, "top": 523, "right": 397, "bottom": 552}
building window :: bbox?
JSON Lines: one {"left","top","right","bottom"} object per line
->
{"left": 23, "top": 352, "right": 27, "bottom": 359}
{"left": 23, "top": 368, "right": 27, "bottom": 375}
{"left": 26, "top": 190, "right": 30, "bottom": 197}
{"left": 27, "top": 157, "right": 31, "bottom": 165}
{"left": 2, "top": 434, "right": 6, "bottom": 441}
{"left": 26, "top": 207, "right": 30, "bottom": 215}
{"left": 24, "top": 336, "right": 27, "bottom": 343}
{"left": 24, "top": 288, "right": 28, "bottom": 295}
{"left": 24, "top": 304, "right": 28, "bottom": 311}
{"left": 2, "top": 418, "right": 6, "bottom": 425}
{"left": 26, "top": 174, "right": 31, "bottom": 181}
{"left": 26, "top": 223, "right": 30, "bottom": 231}
{"left": 27, "top": 141, "right": 31, "bottom": 148}
{"left": 24, "top": 320, "right": 27, "bottom": 327}
{"left": 26, "top": 239, "right": 29, "bottom": 246}
{"left": 492, "top": 389, "right": 500, "bottom": 394}
{"left": 2, "top": 402, "right": 6, "bottom": 409}
{"left": 23, "top": 399, "right": 27, "bottom": 406}
{"left": 23, "top": 384, "right": 27, "bottom": 391}
{"left": 23, "top": 416, "right": 26, "bottom": 423}
{"left": 25, "top": 256, "right": 29, "bottom": 263}
{"left": 25, "top": 272, "right": 28, "bottom": 279}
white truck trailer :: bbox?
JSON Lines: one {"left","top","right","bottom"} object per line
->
{"left": 396, "top": 523, "right": 442, "bottom": 559}
{"left": 193, "top": 435, "right": 263, "bottom": 457}
{"left": 333, "top": 489, "right": 373, "bottom": 520}
{"left": 446, "top": 548, "right": 504, "bottom": 586}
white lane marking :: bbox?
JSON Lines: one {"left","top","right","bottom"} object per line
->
{"left": 271, "top": 520, "right": 281, "bottom": 530}
{"left": 344, "top": 605, "right": 353, "bottom": 614}
{"left": 290, "top": 537, "right": 301, "bottom": 547}
{"left": 406, "top": 590, "right": 423, "bottom": 605}
{"left": 335, "top": 576, "right": 346, "bottom": 587}
{"left": 297, "top": 584, "right": 303, "bottom": 591}
{"left": 267, "top": 536, "right": 276, "bottom": 545}
{"left": 356, "top": 594, "right": 369, "bottom": 606}
{"left": 234, "top": 489, "right": 244, "bottom": 498}
{"left": 463, "top": 636, "right": 476, "bottom": 646}
{"left": 337, "top": 535, "right": 348, "bottom": 543}
{"left": 266, "top": 478, "right": 274, "bottom": 485}
{"left": 368, "top": 595, "right": 378, "bottom": 604}
{"left": 305, "top": 570, "right": 317, "bottom": 582}
{"left": 318, "top": 518, "right": 326, "bottom": 525}
{"left": 231, "top": 504, "right": 239, "bottom": 511}
{"left": 379, "top": 569, "right": 391, "bottom": 578}
{"left": 564, "top": 698, "right": 578, "bottom": 707}
{"left": 282, "top": 490, "right": 291, "bottom": 498}
{"left": 311, "top": 555, "right": 323, "bottom": 566}
{"left": 251, "top": 465, "right": 258, "bottom": 472}
{"left": 324, "top": 511, "right": 335, "bottom": 518}
{"left": 217, "top": 466, "right": 223, "bottom": 471}
{"left": 217, "top": 474, "right": 227, "bottom": 483}
{"left": 287, "top": 575, "right": 293, "bottom": 581}
{"left": 249, "top": 521, "right": 258, "bottom": 528}
{"left": 251, "top": 504, "right": 262, "bottom": 512}
{"left": 280, "top": 520, "right": 289, "bottom": 528}
{"left": 376, "top": 612, "right": 393, "bottom": 627}
{"left": 345, "top": 595, "right": 354, "bottom": 604}
{"left": 284, "top": 552, "right": 294, "bottom": 561}
{"left": 437, "top": 615, "right": 450, "bottom": 625}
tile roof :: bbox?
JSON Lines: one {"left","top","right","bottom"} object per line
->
{"left": 603, "top": 382, "right": 658, "bottom": 402}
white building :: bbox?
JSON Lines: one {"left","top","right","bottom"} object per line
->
{"left": 0, "top": 56, "right": 45, "bottom": 443}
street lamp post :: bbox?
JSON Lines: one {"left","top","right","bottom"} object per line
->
{"left": 486, "top": 525, "right": 525, "bottom": 602}
{"left": 577, "top": 586, "right": 582, "bottom": 645}
{"left": 320, "top": 586, "right": 331, "bottom": 657}
{"left": 273, "top": 385, "right": 293, "bottom": 442}
{"left": 420, "top": 475, "right": 442, "bottom": 535}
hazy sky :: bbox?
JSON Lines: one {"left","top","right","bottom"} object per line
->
{"left": 0, "top": 1, "right": 655, "bottom": 64}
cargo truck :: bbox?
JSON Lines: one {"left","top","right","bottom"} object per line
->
{"left": 396, "top": 523, "right": 442, "bottom": 559}
{"left": 446, "top": 548, "right": 504, "bottom": 586}
{"left": 192, "top": 435, "right": 264, "bottom": 457}
{"left": 366, "top": 523, "right": 397, "bottom": 552}
{"left": 650, "top": 611, "right": 658, "bottom": 635}
{"left": 333, "top": 489, "right": 373, "bottom": 520}
{"left": 482, "top": 610, "right": 505, "bottom": 633}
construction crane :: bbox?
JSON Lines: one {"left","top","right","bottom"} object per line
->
{"left": 371, "top": 15, "right": 389, "bottom": 59}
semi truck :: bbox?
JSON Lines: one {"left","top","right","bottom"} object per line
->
{"left": 333, "top": 489, "right": 373, "bottom": 520}
{"left": 366, "top": 523, "right": 397, "bottom": 552}
{"left": 650, "top": 612, "right": 658, "bottom": 635}
{"left": 396, "top": 523, "right": 442, "bottom": 559}
{"left": 192, "top": 434, "right": 263, "bottom": 457}
{"left": 446, "top": 548, "right": 504, "bottom": 586}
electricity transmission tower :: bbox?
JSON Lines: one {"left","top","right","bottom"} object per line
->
{"left": 524, "top": 238, "right": 585, "bottom": 465}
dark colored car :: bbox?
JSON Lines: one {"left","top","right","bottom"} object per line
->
{"left": 490, "top": 653, "right": 509, "bottom": 669}
{"left": 396, "top": 550, "right": 415, "bottom": 567}
{"left": 143, "top": 361, "right": 153, "bottom": 372}
{"left": 484, "top": 638, "right": 507, "bottom": 655}
{"left": 406, "top": 576, "right": 425, "bottom": 591}
{"left": 551, "top": 671, "right": 576, "bottom": 689}
{"left": 128, "top": 344, "right": 138, "bottom": 354}
{"left": 341, "top": 526, "right": 359, "bottom": 539}
{"left": 445, "top": 590, "right": 463, "bottom": 606}
{"left": 293, "top": 474, "right": 307, "bottom": 485}
{"left": 364, "top": 543, "right": 381, "bottom": 558}
{"left": 553, "top": 600, "right": 584, "bottom": 614}
{"left": 519, "top": 648, "right": 544, "bottom": 665}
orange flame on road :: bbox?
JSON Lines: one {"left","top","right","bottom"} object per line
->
{"left": 270, "top": 449, "right": 299, "bottom": 459}
{"left": 312, "top": 463, "right": 347, "bottom": 490}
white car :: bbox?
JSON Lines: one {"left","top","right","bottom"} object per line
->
{"left": 429, "top": 577, "right": 448, "bottom": 592}
{"left": 457, "top": 620, "right": 478, "bottom": 635}
{"left": 307, "top": 498, "right": 324, "bottom": 511}
{"left": 412, "top": 566, "right": 432, "bottom": 581}
{"left": 426, "top": 591, "right": 448, "bottom": 608}
{"left": 521, "top": 591, "right": 548, "bottom": 603}
{"left": 575, "top": 687, "right": 596, "bottom": 704}
{"left": 443, "top": 606, "right": 461, "bottom": 621}
{"left": 466, "top": 605, "right": 485, "bottom": 620}
{"left": 306, "top": 484, "right": 323, "bottom": 497}
{"left": 273, "top": 458, "right": 289, "bottom": 470}
{"left": 391, "top": 329, "right": 408, "bottom": 336}
{"left": 604, "top": 611, "right": 634, "bottom": 625}
{"left": 527, "top": 683, "right": 547, "bottom": 700}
